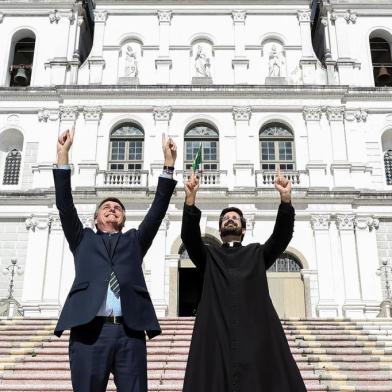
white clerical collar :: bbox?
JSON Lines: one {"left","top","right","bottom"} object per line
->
{"left": 222, "top": 241, "right": 242, "bottom": 248}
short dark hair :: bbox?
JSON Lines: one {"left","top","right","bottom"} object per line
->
{"left": 219, "top": 207, "right": 247, "bottom": 231}
{"left": 94, "top": 197, "right": 126, "bottom": 221}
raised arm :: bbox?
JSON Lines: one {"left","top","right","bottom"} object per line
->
{"left": 137, "top": 134, "right": 177, "bottom": 256}
{"left": 53, "top": 128, "right": 84, "bottom": 252}
{"left": 181, "top": 171, "right": 207, "bottom": 270}
{"left": 263, "top": 169, "right": 295, "bottom": 269}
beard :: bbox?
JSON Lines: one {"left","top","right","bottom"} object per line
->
{"left": 220, "top": 225, "right": 242, "bottom": 239}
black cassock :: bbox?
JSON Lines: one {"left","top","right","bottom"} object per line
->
{"left": 181, "top": 202, "right": 307, "bottom": 392}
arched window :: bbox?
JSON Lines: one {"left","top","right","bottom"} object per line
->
{"left": 385, "top": 150, "right": 392, "bottom": 185}
{"left": 268, "top": 253, "right": 302, "bottom": 272}
{"left": 3, "top": 149, "right": 21, "bottom": 185}
{"left": 10, "top": 37, "right": 35, "bottom": 87}
{"left": 370, "top": 36, "right": 392, "bottom": 87}
{"left": 259, "top": 123, "right": 295, "bottom": 171}
{"left": 184, "top": 123, "right": 219, "bottom": 172}
{"left": 109, "top": 123, "right": 144, "bottom": 171}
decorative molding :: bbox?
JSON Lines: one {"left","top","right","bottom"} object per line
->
{"left": 49, "top": 215, "right": 62, "bottom": 231}
{"left": 81, "top": 215, "right": 94, "bottom": 229}
{"left": 60, "top": 106, "right": 78, "bottom": 122}
{"left": 157, "top": 10, "right": 172, "bottom": 24}
{"left": 38, "top": 109, "right": 50, "bottom": 122}
{"left": 297, "top": 10, "right": 311, "bottom": 23}
{"left": 345, "top": 109, "right": 367, "bottom": 122}
{"left": 344, "top": 10, "right": 357, "bottom": 24}
{"left": 83, "top": 106, "right": 102, "bottom": 121}
{"left": 232, "top": 10, "right": 246, "bottom": 23}
{"left": 232, "top": 106, "right": 251, "bottom": 122}
{"left": 25, "top": 217, "right": 37, "bottom": 231}
{"left": 321, "top": 17, "right": 328, "bottom": 27}
{"left": 354, "top": 216, "right": 372, "bottom": 231}
{"left": 153, "top": 106, "right": 172, "bottom": 122}
{"left": 67, "top": 11, "right": 76, "bottom": 25}
{"left": 7, "top": 114, "right": 19, "bottom": 124}
{"left": 244, "top": 214, "right": 255, "bottom": 233}
{"left": 25, "top": 216, "right": 51, "bottom": 231}
{"left": 303, "top": 106, "right": 322, "bottom": 121}
{"left": 326, "top": 106, "right": 345, "bottom": 122}
{"left": 310, "top": 215, "right": 331, "bottom": 230}
{"left": 49, "top": 10, "right": 61, "bottom": 24}
{"left": 336, "top": 214, "right": 355, "bottom": 231}
{"left": 94, "top": 10, "right": 108, "bottom": 23}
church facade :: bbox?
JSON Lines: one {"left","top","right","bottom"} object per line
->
{"left": 0, "top": 0, "right": 391, "bottom": 319}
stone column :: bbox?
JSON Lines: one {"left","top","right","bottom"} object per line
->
{"left": 355, "top": 216, "right": 383, "bottom": 317}
{"left": 336, "top": 214, "right": 364, "bottom": 318}
{"left": 146, "top": 216, "right": 170, "bottom": 317}
{"left": 155, "top": 10, "right": 172, "bottom": 83}
{"left": 167, "top": 254, "right": 180, "bottom": 316}
{"left": 231, "top": 10, "right": 249, "bottom": 84}
{"left": 150, "top": 107, "right": 172, "bottom": 186}
{"left": 41, "top": 215, "right": 64, "bottom": 316}
{"left": 311, "top": 215, "right": 339, "bottom": 317}
{"left": 326, "top": 106, "right": 351, "bottom": 188}
{"left": 73, "top": 106, "right": 102, "bottom": 187}
{"left": 88, "top": 10, "right": 107, "bottom": 84}
{"left": 320, "top": 16, "right": 337, "bottom": 85}
{"left": 301, "top": 269, "right": 319, "bottom": 318}
{"left": 303, "top": 107, "right": 328, "bottom": 188}
{"left": 332, "top": 10, "right": 357, "bottom": 84}
{"left": 232, "top": 106, "right": 254, "bottom": 188}
{"left": 297, "top": 10, "right": 317, "bottom": 84}
{"left": 344, "top": 109, "right": 372, "bottom": 188}
{"left": 21, "top": 215, "right": 51, "bottom": 316}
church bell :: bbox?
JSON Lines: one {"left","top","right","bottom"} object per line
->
{"left": 376, "top": 66, "right": 392, "bottom": 85}
{"left": 14, "top": 67, "right": 28, "bottom": 86}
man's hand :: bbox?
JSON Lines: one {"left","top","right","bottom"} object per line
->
{"left": 162, "top": 133, "right": 177, "bottom": 167}
{"left": 274, "top": 168, "right": 291, "bottom": 203}
{"left": 57, "top": 128, "right": 74, "bottom": 165}
{"left": 184, "top": 170, "right": 200, "bottom": 206}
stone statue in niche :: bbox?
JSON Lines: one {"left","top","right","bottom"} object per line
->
{"left": 268, "top": 44, "right": 282, "bottom": 77}
{"left": 124, "top": 45, "right": 138, "bottom": 78}
{"left": 194, "top": 45, "right": 211, "bottom": 78}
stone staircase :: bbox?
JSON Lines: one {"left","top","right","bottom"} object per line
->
{"left": 0, "top": 317, "right": 391, "bottom": 391}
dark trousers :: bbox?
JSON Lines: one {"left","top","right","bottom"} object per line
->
{"left": 69, "top": 318, "right": 147, "bottom": 392}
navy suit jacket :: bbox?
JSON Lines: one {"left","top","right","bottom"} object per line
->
{"left": 53, "top": 169, "right": 176, "bottom": 338}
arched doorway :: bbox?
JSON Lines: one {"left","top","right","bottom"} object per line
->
{"left": 178, "top": 236, "right": 220, "bottom": 316}
{"left": 267, "top": 253, "right": 306, "bottom": 318}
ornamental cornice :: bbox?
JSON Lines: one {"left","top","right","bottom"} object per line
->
{"left": 233, "top": 106, "right": 251, "bottom": 122}
{"left": 326, "top": 106, "right": 345, "bottom": 122}
{"left": 336, "top": 214, "right": 355, "bottom": 231}
{"left": 157, "top": 10, "right": 172, "bottom": 24}
{"left": 310, "top": 215, "right": 331, "bottom": 230}
{"left": 297, "top": 9, "right": 311, "bottom": 23}
{"left": 153, "top": 106, "right": 172, "bottom": 122}
{"left": 60, "top": 105, "right": 78, "bottom": 122}
{"left": 303, "top": 106, "right": 321, "bottom": 121}
{"left": 83, "top": 106, "right": 102, "bottom": 121}
{"left": 232, "top": 10, "right": 246, "bottom": 23}
{"left": 94, "top": 10, "right": 107, "bottom": 23}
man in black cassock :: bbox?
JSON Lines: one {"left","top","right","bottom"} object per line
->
{"left": 181, "top": 170, "right": 307, "bottom": 392}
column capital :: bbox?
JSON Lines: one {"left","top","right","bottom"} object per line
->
{"left": 157, "top": 10, "right": 172, "bottom": 24}
{"left": 60, "top": 106, "right": 78, "bottom": 122}
{"left": 326, "top": 106, "right": 345, "bottom": 122}
{"left": 345, "top": 109, "right": 367, "bottom": 122}
{"left": 336, "top": 214, "right": 355, "bottom": 231}
{"left": 344, "top": 10, "right": 357, "bottom": 24}
{"left": 94, "top": 10, "right": 108, "bottom": 23}
{"left": 25, "top": 216, "right": 51, "bottom": 231}
{"left": 49, "top": 215, "right": 63, "bottom": 231}
{"left": 38, "top": 109, "right": 50, "bottom": 123}
{"left": 232, "top": 106, "right": 252, "bottom": 122}
{"left": 83, "top": 106, "right": 102, "bottom": 122}
{"left": 244, "top": 214, "right": 255, "bottom": 232}
{"left": 160, "top": 215, "right": 170, "bottom": 231}
{"left": 49, "top": 10, "right": 61, "bottom": 24}
{"left": 153, "top": 106, "right": 172, "bottom": 122}
{"left": 232, "top": 10, "right": 246, "bottom": 23}
{"left": 303, "top": 106, "right": 322, "bottom": 121}
{"left": 311, "top": 215, "right": 331, "bottom": 230}
{"left": 297, "top": 9, "right": 311, "bottom": 23}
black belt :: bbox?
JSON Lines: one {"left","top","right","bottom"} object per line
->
{"left": 96, "top": 316, "right": 123, "bottom": 325}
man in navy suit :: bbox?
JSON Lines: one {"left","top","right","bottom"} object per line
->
{"left": 53, "top": 128, "right": 177, "bottom": 392}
